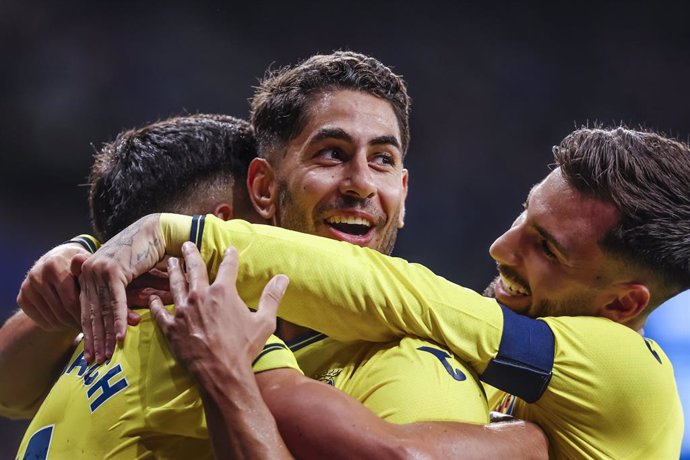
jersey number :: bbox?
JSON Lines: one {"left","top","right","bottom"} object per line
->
{"left": 417, "top": 346, "right": 467, "bottom": 381}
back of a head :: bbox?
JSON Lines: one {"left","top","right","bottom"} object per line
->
{"left": 553, "top": 126, "right": 690, "bottom": 304}
{"left": 89, "top": 114, "right": 256, "bottom": 241}
{"left": 250, "top": 50, "right": 411, "bottom": 161}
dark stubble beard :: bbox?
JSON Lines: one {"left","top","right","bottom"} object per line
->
{"left": 483, "top": 276, "right": 498, "bottom": 298}
{"left": 276, "top": 180, "right": 400, "bottom": 256}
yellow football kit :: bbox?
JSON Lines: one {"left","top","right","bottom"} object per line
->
{"left": 16, "top": 308, "right": 299, "bottom": 459}
{"left": 160, "top": 214, "right": 684, "bottom": 459}
{"left": 290, "top": 333, "right": 488, "bottom": 424}
{"left": 180, "top": 213, "right": 489, "bottom": 425}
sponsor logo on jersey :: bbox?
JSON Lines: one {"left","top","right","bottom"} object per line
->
{"left": 417, "top": 346, "right": 467, "bottom": 381}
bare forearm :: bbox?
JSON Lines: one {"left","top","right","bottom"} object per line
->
{"left": 0, "top": 310, "right": 76, "bottom": 418}
{"left": 260, "top": 370, "right": 407, "bottom": 460}
{"left": 260, "top": 370, "right": 547, "bottom": 460}
{"left": 397, "top": 420, "right": 548, "bottom": 460}
{"left": 194, "top": 365, "right": 292, "bottom": 460}
{"left": 98, "top": 213, "right": 168, "bottom": 274}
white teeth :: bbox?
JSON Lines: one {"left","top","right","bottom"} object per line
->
{"left": 326, "top": 216, "right": 372, "bottom": 227}
{"left": 501, "top": 275, "right": 530, "bottom": 296}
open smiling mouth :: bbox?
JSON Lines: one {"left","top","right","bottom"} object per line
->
{"left": 326, "top": 216, "right": 372, "bottom": 236}
{"left": 500, "top": 274, "right": 531, "bottom": 296}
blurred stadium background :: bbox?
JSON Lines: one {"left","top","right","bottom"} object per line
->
{"left": 1, "top": 1, "right": 688, "bottom": 457}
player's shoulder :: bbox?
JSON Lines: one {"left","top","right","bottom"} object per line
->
{"left": 542, "top": 316, "right": 677, "bottom": 387}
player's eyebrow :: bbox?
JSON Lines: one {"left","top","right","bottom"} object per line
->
{"left": 369, "top": 135, "right": 400, "bottom": 150}
{"left": 308, "top": 129, "right": 401, "bottom": 151}
{"left": 534, "top": 223, "right": 570, "bottom": 259}
{"left": 309, "top": 128, "right": 352, "bottom": 145}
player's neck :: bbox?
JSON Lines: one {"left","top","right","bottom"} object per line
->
{"left": 276, "top": 319, "right": 313, "bottom": 343}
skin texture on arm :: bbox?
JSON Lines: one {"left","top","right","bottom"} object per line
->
{"left": 0, "top": 242, "right": 89, "bottom": 417}
{"left": 149, "top": 244, "right": 293, "bottom": 460}
{"left": 0, "top": 311, "right": 76, "bottom": 418}
{"left": 259, "top": 369, "right": 548, "bottom": 460}
{"left": 3, "top": 240, "right": 152, "bottom": 414}
{"left": 149, "top": 242, "right": 548, "bottom": 460}
{"left": 77, "top": 213, "right": 168, "bottom": 362}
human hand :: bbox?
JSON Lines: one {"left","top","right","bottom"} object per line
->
{"left": 150, "top": 241, "right": 289, "bottom": 381}
{"left": 127, "top": 263, "right": 172, "bottom": 307}
{"left": 76, "top": 214, "right": 164, "bottom": 363}
{"left": 17, "top": 243, "right": 90, "bottom": 332}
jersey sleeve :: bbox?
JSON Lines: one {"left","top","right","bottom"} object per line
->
{"left": 252, "top": 335, "right": 302, "bottom": 374}
{"left": 158, "top": 214, "right": 554, "bottom": 402}
{"left": 159, "top": 213, "right": 504, "bottom": 373}
{"left": 65, "top": 234, "right": 101, "bottom": 253}
{"left": 532, "top": 316, "right": 684, "bottom": 459}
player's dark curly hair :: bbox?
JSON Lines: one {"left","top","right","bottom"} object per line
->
{"left": 250, "top": 51, "right": 411, "bottom": 161}
{"left": 89, "top": 114, "right": 256, "bottom": 241}
{"left": 553, "top": 126, "right": 690, "bottom": 306}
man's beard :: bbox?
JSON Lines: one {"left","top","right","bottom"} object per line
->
{"left": 483, "top": 274, "right": 597, "bottom": 318}
{"left": 275, "top": 180, "right": 400, "bottom": 255}
{"left": 483, "top": 277, "right": 498, "bottom": 298}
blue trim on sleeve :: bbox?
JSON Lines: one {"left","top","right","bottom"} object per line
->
{"left": 287, "top": 331, "right": 328, "bottom": 352}
{"left": 252, "top": 342, "right": 289, "bottom": 367}
{"left": 65, "top": 234, "right": 100, "bottom": 254}
{"left": 480, "top": 305, "right": 554, "bottom": 403}
{"left": 190, "top": 215, "right": 205, "bottom": 250}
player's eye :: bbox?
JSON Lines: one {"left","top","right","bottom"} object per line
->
{"left": 371, "top": 152, "right": 395, "bottom": 167}
{"left": 317, "top": 148, "right": 345, "bottom": 161}
{"left": 540, "top": 239, "right": 557, "bottom": 260}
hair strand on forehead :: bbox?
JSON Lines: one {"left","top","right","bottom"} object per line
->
{"left": 250, "top": 50, "right": 411, "bottom": 162}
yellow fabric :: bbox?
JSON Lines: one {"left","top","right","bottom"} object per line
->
{"left": 489, "top": 317, "right": 683, "bottom": 459}
{"left": 160, "top": 213, "right": 194, "bottom": 256}
{"left": 16, "top": 308, "right": 299, "bottom": 459}
{"left": 165, "top": 215, "right": 684, "bottom": 459}
{"left": 293, "top": 335, "right": 488, "bottom": 425}
{"left": 160, "top": 214, "right": 504, "bottom": 373}
{"left": 67, "top": 234, "right": 101, "bottom": 254}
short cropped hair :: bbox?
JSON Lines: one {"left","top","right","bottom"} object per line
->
{"left": 89, "top": 114, "right": 256, "bottom": 240}
{"left": 553, "top": 126, "right": 690, "bottom": 303}
{"left": 250, "top": 51, "right": 411, "bottom": 160}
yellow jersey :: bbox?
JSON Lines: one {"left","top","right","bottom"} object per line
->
{"left": 161, "top": 214, "right": 684, "bottom": 459}
{"left": 290, "top": 333, "right": 488, "bottom": 425}
{"left": 16, "top": 307, "right": 299, "bottom": 459}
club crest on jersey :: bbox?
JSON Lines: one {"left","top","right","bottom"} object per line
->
{"left": 495, "top": 393, "right": 517, "bottom": 415}
{"left": 315, "top": 368, "right": 342, "bottom": 386}
{"left": 64, "top": 351, "right": 129, "bottom": 412}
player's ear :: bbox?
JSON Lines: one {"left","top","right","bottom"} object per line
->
{"left": 397, "top": 168, "right": 409, "bottom": 229}
{"left": 601, "top": 283, "right": 650, "bottom": 325}
{"left": 247, "top": 158, "right": 278, "bottom": 221}
{"left": 212, "top": 203, "right": 234, "bottom": 221}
